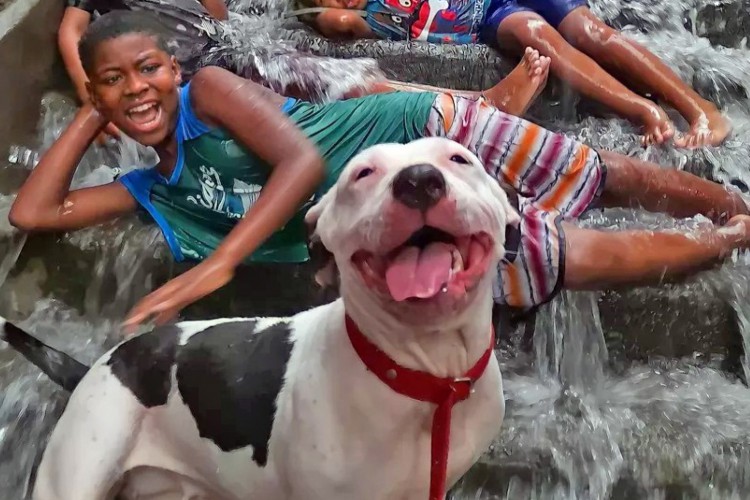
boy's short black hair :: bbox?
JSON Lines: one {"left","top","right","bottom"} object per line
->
{"left": 79, "top": 10, "right": 174, "bottom": 75}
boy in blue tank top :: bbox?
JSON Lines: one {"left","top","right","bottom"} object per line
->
{"left": 299, "top": 0, "right": 730, "bottom": 149}
{"left": 10, "top": 11, "right": 750, "bottom": 330}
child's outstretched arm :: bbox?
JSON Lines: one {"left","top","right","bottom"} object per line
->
{"left": 124, "top": 67, "right": 324, "bottom": 330}
{"left": 9, "top": 105, "right": 138, "bottom": 231}
{"left": 199, "top": 0, "right": 229, "bottom": 20}
{"left": 58, "top": 6, "right": 92, "bottom": 106}
{"left": 58, "top": 6, "right": 121, "bottom": 142}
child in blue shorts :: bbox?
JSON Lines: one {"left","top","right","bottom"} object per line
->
{"left": 299, "top": 0, "right": 729, "bottom": 149}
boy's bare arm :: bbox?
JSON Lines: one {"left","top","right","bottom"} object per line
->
{"left": 9, "top": 105, "right": 137, "bottom": 232}
{"left": 314, "top": 9, "right": 373, "bottom": 39}
{"left": 189, "top": 66, "right": 324, "bottom": 269}
{"left": 58, "top": 6, "right": 121, "bottom": 142}
{"left": 562, "top": 218, "right": 750, "bottom": 290}
{"left": 199, "top": 0, "right": 229, "bottom": 20}
{"left": 123, "top": 67, "right": 325, "bottom": 328}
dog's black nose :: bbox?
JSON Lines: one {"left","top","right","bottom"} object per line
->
{"left": 392, "top": 164, "right": 446, "bottom": 211}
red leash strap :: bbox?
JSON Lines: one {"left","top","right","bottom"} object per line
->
{"left": 345, "top": 315, "right": 495, "bottom": 500}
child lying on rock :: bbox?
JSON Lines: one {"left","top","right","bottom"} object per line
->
{"left": 297, "top": 0, "right": 730, "bottom": 149}
{"left": 10, "top": 11, "right": 750, "bottom": 329}
{"left": 60, "top": 0, "right": 229, "bottom": 144}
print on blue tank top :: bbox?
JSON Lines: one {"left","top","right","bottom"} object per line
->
{"left": 365, "top": 0, "right": 490, "bottom": 43}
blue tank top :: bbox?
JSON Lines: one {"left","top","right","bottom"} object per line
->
{"left": 119, "top": 83, "right": 307, "bottom": 263}
{"left": 118, "top": 83, "right": 436, "bottom": 263}
{"left": 365, "top": 0, "right": 489, "bottom": 43}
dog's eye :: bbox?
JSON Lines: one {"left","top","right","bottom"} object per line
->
{"left": 355, "top": 167, "right": 375, "bottom": 181}
{"left": 450, "top": 154, "right": 470, "bottom": 165}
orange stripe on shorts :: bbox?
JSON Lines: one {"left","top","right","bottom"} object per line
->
{"left": 539, "top": 145, "right": 589, "bottom": 211}
{"left": 504, "top": 262, "right": 524, "bottom": 308}
{"left": 439, "top": 93, "right": 455, "bottom": 132}
{"left": 504, "top": 124, "right": 541, "bottom": 186}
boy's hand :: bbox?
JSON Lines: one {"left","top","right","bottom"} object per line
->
{"left": 123, "top": 257, "right": 236, "bottom": 334}
{"left": 78, "top": 102, "right": 107, "bottom": 122}
{"left": 76, "top": 97, "right": 119, "bottom": 145}
{"left": 96, "top": 122, "right": 122, "bottom": 145}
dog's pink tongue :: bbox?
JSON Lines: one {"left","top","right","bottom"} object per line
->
{"left": 385, "top": 243, "right": 453, "bottom": 301}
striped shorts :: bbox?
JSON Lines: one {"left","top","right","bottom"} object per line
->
{"left": 423, "top": 94, "right": 606, "bottom": 309}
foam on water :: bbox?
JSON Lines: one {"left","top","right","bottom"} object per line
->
{"left": 207, "top": 11, "right": 384, "bottom": 100}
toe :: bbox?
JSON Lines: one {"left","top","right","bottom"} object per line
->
{"left": 677, "top": 132, "right": 700, "bottom": 149}
{"left": 539, "top": 57, "right": 551, "bottom": 74}
{"left": 661, "top": 123, "right": 675, "bottom": 141}
{"left": 652, "top": 126, "right": 664, "bottom": 145}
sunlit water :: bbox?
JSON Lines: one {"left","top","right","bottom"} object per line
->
{"left": 5, "top": 0, "right": 750, "bottom": 497}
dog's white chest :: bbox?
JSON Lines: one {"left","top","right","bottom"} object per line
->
{"left": 271, "top": 315, "right": 505, "bottom": 499}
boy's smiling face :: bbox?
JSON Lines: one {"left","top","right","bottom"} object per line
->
{"left": 86, "top": 33, "right": 181, "bottom": 147}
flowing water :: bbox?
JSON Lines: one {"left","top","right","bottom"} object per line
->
{"left": 5, "top": 0, "right": 750, "bottom": 498}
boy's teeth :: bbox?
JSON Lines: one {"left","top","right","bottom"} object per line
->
{"left": 127, "top": 103, "right": 160, "bottom": 126}
{"left": 129, "top": 103, "right": 155, "bottom": 114}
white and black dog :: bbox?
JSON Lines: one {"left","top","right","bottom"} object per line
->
{"left": 2, "top": 137, "right": 518, "bottom": 500}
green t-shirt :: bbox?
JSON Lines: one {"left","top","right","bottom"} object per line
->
{"left": 120, "top": 83, "right": 436, "bottom": 263}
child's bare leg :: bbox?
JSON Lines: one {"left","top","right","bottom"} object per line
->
{"left": 496, "top": 12, "right": 674, "bottom": 146}
{"left": 359, "top": 50, "right": 548, "bottom": 116}
{"left": 563, "top": 217, "right": 750, "bottom": 291}
{"left": 558, "top": 8, "right": 731, "bottom": 149}
{"left": 597, "top": 150, "right": 748, "bottom": 222}
{"left": 483, "top": 47, "right": 550, "bottom": 115}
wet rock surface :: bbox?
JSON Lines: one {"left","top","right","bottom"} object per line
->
{"left": 0, "top": 0, "right": 66, "bottom": 161}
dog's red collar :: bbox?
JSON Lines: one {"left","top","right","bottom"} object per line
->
{"left": 344, "top": 315, "right": 494, "bottom": 500}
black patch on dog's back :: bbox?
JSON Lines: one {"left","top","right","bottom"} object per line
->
{"left": 106, "top": 325, "right": 181, "bottom": 407}
{"left": 176, "top": 320, "right": 294, "bottom": 466}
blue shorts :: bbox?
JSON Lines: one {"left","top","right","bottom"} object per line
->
{"left": 480, "top": 0, "right": 588, "bottom": 44}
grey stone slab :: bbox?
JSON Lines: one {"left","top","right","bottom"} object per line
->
{"left": 0, "top": 0, "right": 67, "bottom": 163}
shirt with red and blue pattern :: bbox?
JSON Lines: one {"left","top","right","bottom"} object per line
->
{"left": 365, "top": 0, "right": 490, "bottom": 44}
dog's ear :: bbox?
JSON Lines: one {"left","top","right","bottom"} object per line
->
{"left": 305, "top": 192, "right": 339, "bottom": 289}
{"left": 304, "top": 188, "right": 334, "bottom": 232}
{"left": 309, "top": 234, "right": 339, "bottom": 289}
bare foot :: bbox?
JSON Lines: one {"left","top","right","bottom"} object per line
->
{"left": 673, "top": 109, "right": 732, "bottom": 149}
{"left": 640, "top": 101, "right": 675, "bottom": 147}
{"left": 483, "top": 47, "right": 550, "bottom": 116}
